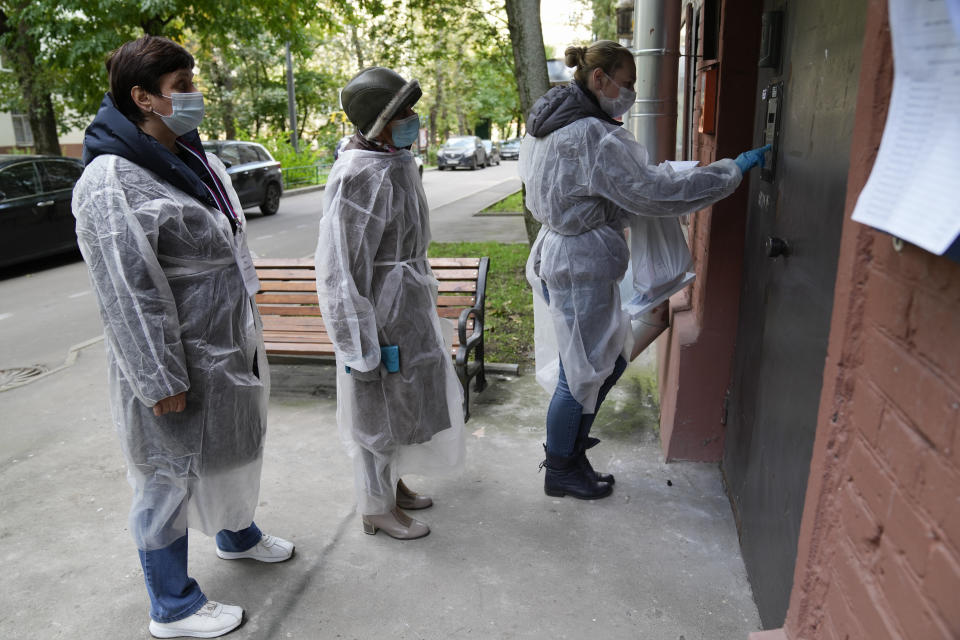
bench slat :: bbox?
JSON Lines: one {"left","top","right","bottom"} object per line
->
{"left": 436, "top": 295, "right": 475, "bottom": 307}
{"left": 257, "top": 268, "right": 319, "bottom": 281}
{"left": 427, "top": 257, "right": 481, "bottom": 268}
{"left": 264, "top": 330, "right": 465, "bottom": 348}
{"left": 258, "top": 281, "right": 317, "bottom": 292}
{"left": 255, "top": 257, "right": 314, "bottom": 268}
{"left": 254, "top": 257, "right": 479, "bottom": 269}
{"left": 438, "top": 281, "right": 477, "bottom": 293}
{"left": 431, "top": 268, "right": 479, "bottom": 280}
{"left": 257, "top": 305, "right": 322, "bottom": 316}
{"left": 256, "top": 292, "right": 320, "bottom": 305}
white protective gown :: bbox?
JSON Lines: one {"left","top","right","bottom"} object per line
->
{"left": 520, "top": 118, "right": 742, "bottom": 412}
{"left": 315, "top": 148, "right": 465, "bottom": 515}
{"left": 72, "top": 153, "right": 267, "bottom": 550}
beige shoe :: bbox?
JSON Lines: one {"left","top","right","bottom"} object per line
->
{"left": 362, "top": 506, "right": 430, "bottom": 539}
{"left": 396, "top": 478, "right": 433, "bottom": 510}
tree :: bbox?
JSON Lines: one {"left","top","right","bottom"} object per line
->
{"left": 0, "top": 2, "right": 62, "bottom": 154}
{"left": 504, "top": 0, "right": 550, "bottom": 245}
{"left": 590, "top": 0, "right": 617, "bottom": 42}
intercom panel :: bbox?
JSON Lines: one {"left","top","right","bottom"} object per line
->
{"left": 760, "top": 82, "right": 783, "bottom": 182}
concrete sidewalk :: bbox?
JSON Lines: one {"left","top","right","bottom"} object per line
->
{"left": 0, "top": 341, "right": 760, "bottom": 639}
{"left": 428, "top": 175, "right": 527, "bottom": 243}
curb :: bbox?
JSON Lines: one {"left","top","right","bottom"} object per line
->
{"left": 282, "top": 184, "right": 326, "bottom": 198}
{"left": 486, "top": 362, "right": 521, "bottom": 376}
{"left": 0, "top": 335, "right": 104, "bottom": 392}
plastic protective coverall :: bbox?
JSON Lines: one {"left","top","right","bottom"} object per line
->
{"left": 315, "top": 148, "right": 465, "bottom": 515}
{"left": 521, "top": 105, "right": 741, "bottom": 414}
{"left": 73, "top": 147, "right": 267, "bottom": 551}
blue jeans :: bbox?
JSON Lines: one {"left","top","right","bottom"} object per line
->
{"left": 541, "top": 279, "right": 628, "bottom": 457}
{"left": 546, "top": 355, "right": 628, "bottom": 457}
{"left": 138, "top": 522, "right": 262, "bottom": 623}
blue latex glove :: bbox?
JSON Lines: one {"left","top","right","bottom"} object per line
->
{"left": 734, "top": 144, "right": 772, "bottom": 174}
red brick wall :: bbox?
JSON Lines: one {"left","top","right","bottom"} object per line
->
{"left": 657, "top": 0, "right": 760, "bottom": 461}
{"left": 780, "top": 1, "right": 960, "bottom": 637}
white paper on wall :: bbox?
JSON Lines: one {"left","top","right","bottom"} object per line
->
{"left": 850, "top": 0, "right": 960, "bottom": 255}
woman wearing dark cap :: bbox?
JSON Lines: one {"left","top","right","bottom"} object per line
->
{"left": 315, "top": 67, "right": 465, "bottom": 540}
{"left": 72, "top": 36, "right": 292, "bottom": 638}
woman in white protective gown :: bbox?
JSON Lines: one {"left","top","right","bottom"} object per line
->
{"left": 521, "top": 40, "right": 770, "bottom": 500}
{"left": 315, "top": 67, "right": 465, "bottom": 540}
{"left": 72, "top": 36, "right": 293, "bottom": 639}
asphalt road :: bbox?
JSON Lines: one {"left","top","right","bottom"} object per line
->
{"left": 0, "top": 161, "right": 522, "bottom": 372}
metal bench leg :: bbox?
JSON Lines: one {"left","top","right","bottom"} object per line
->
{"left": 456, "top": 362, "right": 470, "bottom": 422}
{"left": 473, "top": 339, "right": 487, "bottom": 393}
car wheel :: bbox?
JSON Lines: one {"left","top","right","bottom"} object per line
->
{"left": 470, "top": 158, "right": 477, "bottom": 170}
{"left": 260, "top": 182, "right": 280, "bottom": 216}
{"left": 419, "top": 165, "right": 423, "bottom": 178}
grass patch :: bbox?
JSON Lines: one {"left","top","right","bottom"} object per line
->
{"left": 428, "top": 241, "right": 533, "bottom": 366}
{"left": 481, "top": 190, "right": 523, "bottom": 214}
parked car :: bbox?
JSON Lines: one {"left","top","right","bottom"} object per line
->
{"left": 500, "top": 138, "right": 521, "bottom": 160}
{"left": 436, "top": 135, "right": 487, "bottom": 170}
{"left": 0, "top": 154, "right": 84, "bottom": 268}
{"left": 201, "top": 140, "right": 283, "bottom": 215}
{"left": 481, "top": 140, "right": 501, "bottom": 166}
{"left": 413, "top": 153, "right": 424, "bottom": 178}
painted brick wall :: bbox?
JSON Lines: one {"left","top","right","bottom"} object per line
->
{"left": 779, "top": 1, "right": 960, "bottom": 638}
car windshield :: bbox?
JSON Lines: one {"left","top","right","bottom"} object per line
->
{"left": 445, "top": 138, "right": 474, "bottom": 148}
{"left": 502, "top": 140, "right": 520, "bottom": 149}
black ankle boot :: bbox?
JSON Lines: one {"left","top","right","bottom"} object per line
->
{"left": 541, "top": 448, "right": 612, "bottom": 500}
{"left": 576, "top": 437, "right": 615, "bottom": 485}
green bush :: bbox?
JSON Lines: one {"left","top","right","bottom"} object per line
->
{"left": 428, "top": 241, "right": 533, "bottom": 366}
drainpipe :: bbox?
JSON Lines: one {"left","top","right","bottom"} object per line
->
{"left": 621, "top": 0, "right": 684, "bottom": 361}
{"left": 628, "top": 0, "right": 681, "bottom": 163}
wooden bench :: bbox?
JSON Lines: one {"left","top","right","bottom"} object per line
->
{"left": 254, "top": 257, "right": 489, "bottom": 420}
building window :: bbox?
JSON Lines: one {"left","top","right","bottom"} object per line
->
{"left": 12, "top": 112, "right": 34, "bottom": 147}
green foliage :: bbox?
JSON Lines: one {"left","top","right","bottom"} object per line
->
{"left": 3, "top": 0, "right": 542, "bottom": 156}
{"left": 427, "top": 241, "right": 534, "bottom": 365}
{"left": 591, "top": 0, "right": 617, "bottom": 42}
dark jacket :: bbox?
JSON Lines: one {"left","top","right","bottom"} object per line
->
{"left": 82, "top": 93, "right": 234, "bottom": 228}
{"left": 525, "top": 82, "right": 622, "bottom": 138}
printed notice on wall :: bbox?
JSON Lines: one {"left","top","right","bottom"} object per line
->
{"left": 850, "top": 0, "right": 960, "bottom": 255}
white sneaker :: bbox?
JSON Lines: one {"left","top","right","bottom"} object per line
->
{"left": 148, "top": 601, "right": 242, "bottom": 638}
{"left": 216, "top": 534, "right": 294, "bottom": 563}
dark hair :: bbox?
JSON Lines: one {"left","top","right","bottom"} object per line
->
{"left": 565, "top": 40, "right": 633, "bottom": 87}
{"left": 106, "top": 36, "right": 194, "bottom": 123}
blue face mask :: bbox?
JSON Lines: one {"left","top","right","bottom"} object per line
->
{"left": 391, "top": 114, "right": 420, "bottom": 148}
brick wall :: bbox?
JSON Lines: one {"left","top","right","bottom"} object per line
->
{"left": 778, "top": 1, "right": 960, "bottom": 637}
{"left": 656, "top": 0, "right": 760, "bottom": 461}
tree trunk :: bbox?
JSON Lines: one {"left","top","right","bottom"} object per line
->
{"left": 1, "top": 10, "right": 61, "bottom": 155}
{"left": 350, "top": 25, "right": 365, "bottom": 69}
{"left": 504, "top": 0, "right": 550, "bottom": 245}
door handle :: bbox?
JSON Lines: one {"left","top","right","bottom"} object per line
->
{"left": 766, "top": 236, "right": 790, "bottom": 258}
{"left": 37, "top": 200, "right": 55, "bottom": 207}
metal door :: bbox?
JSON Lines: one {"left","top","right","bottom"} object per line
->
{"left": 722, "top": 0, "right": 867, "bottom": 627}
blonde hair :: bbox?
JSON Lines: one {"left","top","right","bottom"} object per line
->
{"left": 564, "top": 40, "right": 633, "bottom": 87}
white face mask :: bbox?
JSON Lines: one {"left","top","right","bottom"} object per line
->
{"left": 596, "top": 73, "right": 635, "bottom": 118}
{"left": 153, "top": 92, "right": 205, "bottom": 136}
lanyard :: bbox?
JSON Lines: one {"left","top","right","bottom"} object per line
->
{"left": 177, "top": 140, "right": 241, "bottom": 232}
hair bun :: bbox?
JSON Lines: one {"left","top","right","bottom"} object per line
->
{"left": 564, "top": 45, "right": 587, "bottom": 69}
